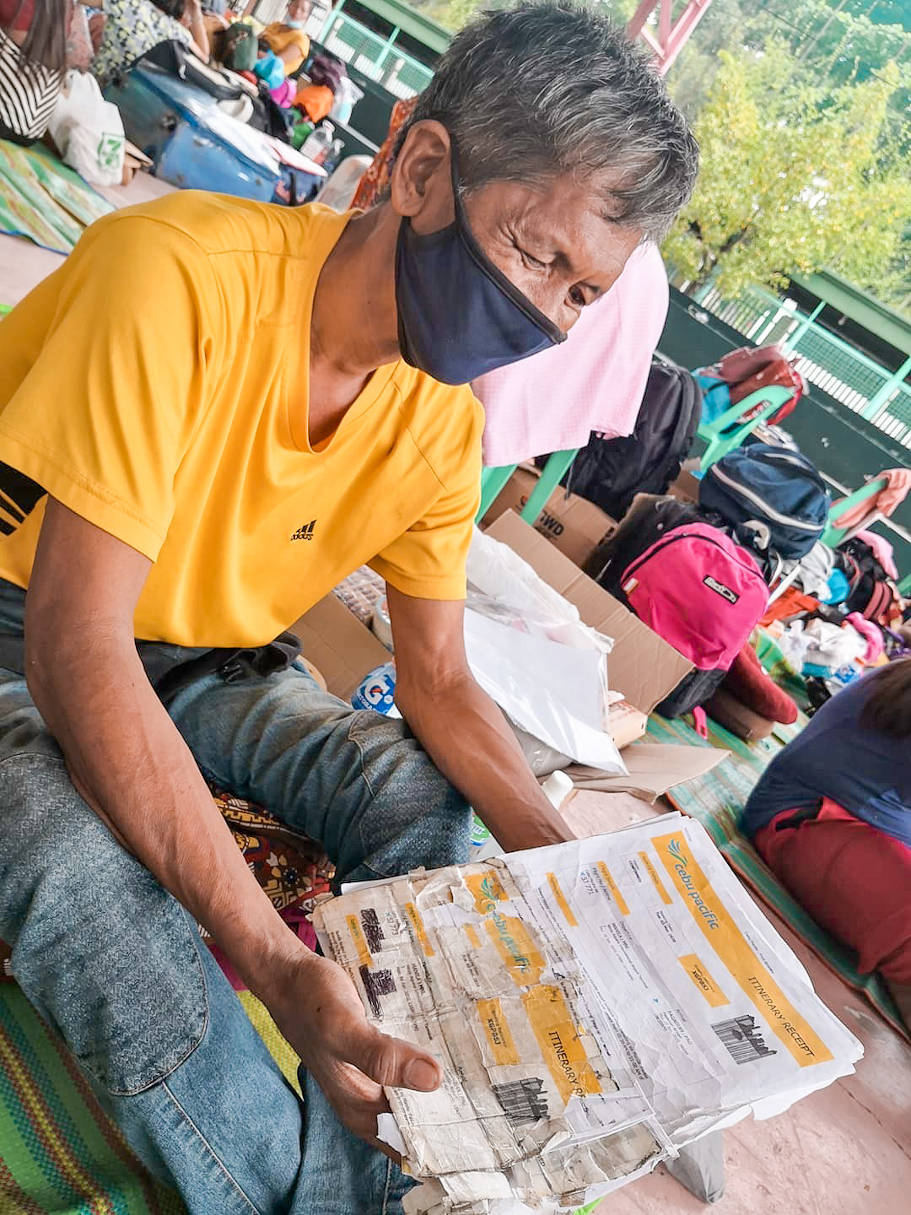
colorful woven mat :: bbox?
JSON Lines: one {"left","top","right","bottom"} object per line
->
{"left": 0, "top": 140, "right": 113, "bottom": 254}
{"left": 645, "top": 712, "right": 905, "bottom": 1038}
{"left": 0, "top": 983, "right": 183, "bottom": 1214}
{"left": 0, "top": 791, "right": 327, "bottom": 1212}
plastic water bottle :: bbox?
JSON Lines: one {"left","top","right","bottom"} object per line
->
{"left": 291, "top": 119, "right": 314, "bottom": 151}
{"left": 321, "top": 137, "right": 345, "bottom": 176}
{"left": 469, "top": 813, "right": 501, "bottom": 862}
{"left": 351, "top": 661, "right": 400, "bottom": 717}
{"left": 301, "top": 121, "right": 334, "bottom": 165}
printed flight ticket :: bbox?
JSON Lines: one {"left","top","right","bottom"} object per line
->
{"left": 313, "top": 813, "right": 862, "bottom": 1213}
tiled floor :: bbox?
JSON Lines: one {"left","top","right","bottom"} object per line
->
{"left": 562, "top": 791, "right": 911, "bottom": 1215}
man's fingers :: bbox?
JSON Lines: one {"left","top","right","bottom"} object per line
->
{"left": 341, "top": 1022, "right": 442, "bottom": 1092}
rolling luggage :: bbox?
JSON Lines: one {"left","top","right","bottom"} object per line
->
{"left": 104, "top": 63, "right": 290, "bottom": 201}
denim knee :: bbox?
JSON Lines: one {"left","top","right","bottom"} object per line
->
{"left": 345, "top": 711, "right": 472, "bottom": 880}
{"left": 0, "top": 749, "right": 208, "bottom": 1096}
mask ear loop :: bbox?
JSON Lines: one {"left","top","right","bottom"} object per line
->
{"left": 446, "top": 138, "right": 566, "bottom": 346}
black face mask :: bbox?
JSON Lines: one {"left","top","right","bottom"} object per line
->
{"left": 394, "top": 146, "right": 566, "bottom": 385}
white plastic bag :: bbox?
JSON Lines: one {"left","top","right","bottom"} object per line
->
{"left": 329, "top": 76, "right": 364, "bottom": 125}
{"left": 48, "top": 71, "right": 125, "bottom": 187}
{"left": 466, "top": 528, "right": 613, "bottom": 655}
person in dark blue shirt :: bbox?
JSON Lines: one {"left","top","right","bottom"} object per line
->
{"left": 743, "top": 660, "right": 910, "bottom": 1030}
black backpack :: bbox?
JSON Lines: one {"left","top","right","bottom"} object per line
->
{"left": 837, "top": 537, "right": 896, "bottom": 625}
{"left": 550, "top": 361, "right": 702, "bottom": 521}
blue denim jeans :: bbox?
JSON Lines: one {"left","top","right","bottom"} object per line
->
{"left": 0, "top": 580, "right": 471, "bottom": 1214}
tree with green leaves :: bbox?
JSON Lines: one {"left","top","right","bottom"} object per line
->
{"left": 662, "top": 44, "right": 910, "bottom": 303}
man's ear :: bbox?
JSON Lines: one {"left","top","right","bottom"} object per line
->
{"left": 389, "top": 120, "right": 453, "bottom": 226}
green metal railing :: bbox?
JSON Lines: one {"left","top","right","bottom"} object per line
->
{"left": 312, "top": 2, "right": 434, "bottom": 98}
{"left": 695, "top": 282, "right": 911, "bottom": 451}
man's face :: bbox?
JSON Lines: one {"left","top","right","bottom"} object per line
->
{"left": 462, "top": 175, "right": 643, "bottom": 334}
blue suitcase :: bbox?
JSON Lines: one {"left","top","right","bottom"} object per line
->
{"left": 105, "top": 64, "right": 283, "bottom": 202}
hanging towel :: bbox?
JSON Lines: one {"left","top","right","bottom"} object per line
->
{"left": 832, "top": 469, "right": 911, "bottom": 529}
{"left": 473, "top": 242, "right": 669, "bottom": 466}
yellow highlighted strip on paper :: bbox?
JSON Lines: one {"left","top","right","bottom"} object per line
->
{"left": 464, "top": 923, "right": 481, "bottom": 949}
{"left": 405, "top": 902, "right": 434, "bottom": 957}
{"left": 596, "top": 861, "right": 630, "bottom": 916}
{"left": 346, "top": 914, "right": 372, "bottom": 969}
{"left": 485, "top": 915, "right": 545, "bottom": 986}
{"left": 654, "top": 832, "right": 833, "bottom": 1067}
{"left": 547, "top": 873, "right": 578, "bottom": 927}
{"left": 522, "top": 985, "right": 602, "bottom": 1104}
{"left": 465, "top": 871, "right": 509, "bottom": 915}
{"left": 639, "top": 851, "right": 672, "bottom": 905}
{"left": 679, "top": 954, "right": 730, "bottom": 1008}
{"left": 477, "top": 998, "right": 520, "bottom": 1066}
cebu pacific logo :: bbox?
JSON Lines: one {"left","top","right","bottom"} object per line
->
{"left": 666, "top": 838, "right": 720, "bottom": 930}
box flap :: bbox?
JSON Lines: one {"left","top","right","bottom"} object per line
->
{"left": 290, "top": 594, "right": 388, "bottom": 701}
{"left": 565, "top": 742, "right": 729, "bottom": 802}
{"left": 483, "top": 467, "right": 615, "bottom": 566}
{"left": 485, "top": 512, "right": 693, "bottom": 713}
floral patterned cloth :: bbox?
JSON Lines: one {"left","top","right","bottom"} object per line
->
{"left": 350, "top": 93, "right": 416, "bottom": 210}
{"left": 0, "top": 789, "right": 334, "bottom": 989}
{"left": 91, "top": 0, "right": 192, "bottom": 89}
{"left": 206, "top": 789, "right": 334, "bottom": 989}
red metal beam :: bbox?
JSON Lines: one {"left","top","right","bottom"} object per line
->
{"left": 627, "top": 0, "right": 714, "bottom": 75}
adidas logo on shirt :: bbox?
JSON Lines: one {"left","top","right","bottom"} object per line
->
{"left": 291, "top": 520, "right": 317, "bottom": 541}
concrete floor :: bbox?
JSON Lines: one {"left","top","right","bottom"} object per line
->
{"left": 562, "top": 792, "right": 911, "bottom": 1215}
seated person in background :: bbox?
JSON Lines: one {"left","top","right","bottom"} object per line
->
{"left": 0, "top": 6, "right": 696, "bottom": 1212}
{"left": 0, "top": 0, "right": 69, "bottom": 143}
{"left": 90, "top": 0, "right": 209, "bottom": 89}
{"left": 743, "top": 660, "right": 911, "bottom": 1029}
{"left": 261, "top": 14, "right": 310, "bottom": 76}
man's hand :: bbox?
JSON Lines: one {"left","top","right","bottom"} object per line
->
{"left": 266, "top": 951, "right": 442, "bottom": 1150}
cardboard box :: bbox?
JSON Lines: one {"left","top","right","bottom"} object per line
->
{"left": 668, "top": 467, "right": 701, "bottom": 504}
{"left": 484, "top": 511, "right": 693, "bottom": 718}
{"left": 291, "top": 593, "right": 388, "bottom": 702}
{"left": 291, "top": 512, "right": 726, "bottom": 801}
{"left": 481, "top": 466, "right": 616, "bottom": 567}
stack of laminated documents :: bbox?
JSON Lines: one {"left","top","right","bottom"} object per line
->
{"left": 313, "top": 813, "right": 863, "bottom": 1214}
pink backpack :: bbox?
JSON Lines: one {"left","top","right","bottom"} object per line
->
{"left": 620, "top": 522, "right": 768, "bottom": 684}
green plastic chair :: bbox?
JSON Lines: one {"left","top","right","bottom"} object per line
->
{"left": 821, "top": 476, "right": 889, "bottom": 548}
{"left": 477, "top": 448, "right": 579, "bottom": 525}
{"left": 697, "top": 384, "right": 794, "bottom": 471}
{"left": 479, "top": 380, "right": 795, "bottom": 523}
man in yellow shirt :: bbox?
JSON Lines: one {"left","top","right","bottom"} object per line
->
{"left": 0, "top": 5, "right": 696, "bottom": 1212}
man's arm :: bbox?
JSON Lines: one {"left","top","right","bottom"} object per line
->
{"left": 387, "top": 587, "right": 574, "bottom": 852}
{"left": 25, "top": 499, "right": 442, "bottom": 1146}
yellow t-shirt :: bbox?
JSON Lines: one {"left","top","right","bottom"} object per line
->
{"left": 0, "top": 193, "right": 483, "bottom": 647}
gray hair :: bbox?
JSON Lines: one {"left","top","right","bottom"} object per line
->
{"left": 402, "top": 3, "right": 698, "bottom": 242}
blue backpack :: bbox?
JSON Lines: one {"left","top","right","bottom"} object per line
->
{"left": 698, "top": 444, "right": 830, "bottom": 561}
